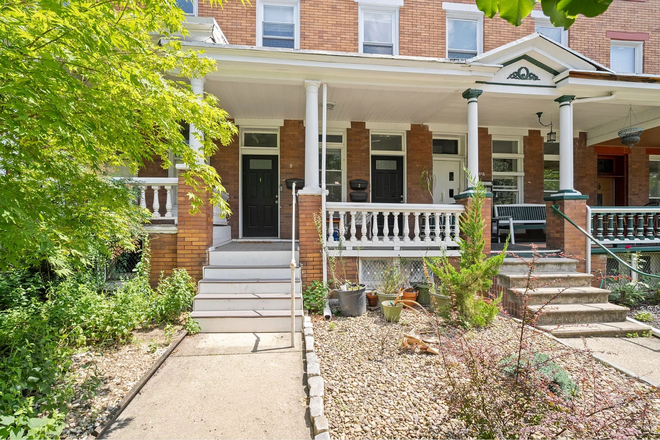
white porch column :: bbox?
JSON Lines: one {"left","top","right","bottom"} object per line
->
{"left": 189, "top": 77, "right": 205, "bottom": 165}
{"left": 303, "top": 80, "right": 321, "bottom": 192}
{"left": 556, "top": 95, "right": 578, "bottom": 193}
{"left": 462, "top": 88, "right": 483, "bottom": 184}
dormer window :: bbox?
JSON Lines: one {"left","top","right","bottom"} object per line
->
{"left": 359, "top": 7, "right": 399, "bottom": 55}
{"left": 257, "top": 0, "right": 300, "bottom": 49}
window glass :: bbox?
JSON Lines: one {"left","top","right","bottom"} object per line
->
{"left": 263, "top": 5, "right": 295, "bottom": 48}
{"left": 177, "top": 0, "right": 195, "bottom": 15}
{"left": 371, "top": 134, "right": 403, "bottom": 151}
{"left": 363, "top": 11, "right": 394, "bottom": 55}
{"left": 432, "top": 139, "right": 458, "bottom": 155}
{"left": 318, "top": 134, "right": 344, "bottom": 143}
{"left": 492, "top": 140, "right": 518, "bottom": 154}
{"left": 544, "top": 160, "right": 560, "bottom": 194}
{"left": 319, "top": 148, "right": 343, "bottom": 202}
{"left": 650, "top": 160, "right": 660, "bottom": 199}
{"left": 492, "top": 178, "right": 519, "bottom": 205}
{"left": 448, "top": 18, "right": 477, "bottom": 59}
{"left": 536, "top": 26, "right": 562, "bottom": 43}
{"left": 611, "top": 44, "right": 636, "bottom": 73}
{"left": 598, "top": 158, "right": 615, "bottom": 174}
{"left": 244, "top": 132, "right": 278, "bottom": 148}
{"left": 492, "top": 139, "right": 522, "bottom": 204}
{"left": 493, "top": 158, "right": 518, "bottom": 173}
{"left": 544, "top": 142, "right": 559, "bottom": 155}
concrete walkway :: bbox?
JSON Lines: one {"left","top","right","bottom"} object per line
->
{"left": 102, "top": 333, "right": 311, "bottom": 440}
{"left": 560, "top": 335, "right": 660, "bottom": 385}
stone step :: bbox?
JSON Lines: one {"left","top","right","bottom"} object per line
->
{"left": 499, "top": 258, "right": 579, "bottom": 275}
{"left": 191, "top": 310, "right": 304, "bottom": 333}
{"left": 539, "top": 320, "right": 652, "bottom": 338}
{"left": 193, "top": 293, "right": 303, "bottom": 311}
{"left": 198, "top": 279, "right": 301, "bottom": 295}
{"left": 529, "top": 303, "right": 629, "bottom": 326}
{"left": 498, "top": 272, "right": 593, "bottom": 289}
{"left": 203, "top": 265, "right": 301, "bottom": 280}
{"left": 208, "top": 250, "right": 296, "bottom": 267}
{"left": 508, "top": 286, "right": 610, "bottom": 306}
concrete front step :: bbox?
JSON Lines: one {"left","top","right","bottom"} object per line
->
{"left": 193, "top": 293, "right": 303, "bottom": 311}
{"left": 191, "top": 310, "right": 304, "bottom": 333}
{"left": 198, "top": 279, "right": 301, "bottom": 295}
{"left": 209, "top": 250, "right": 296, "bottom": 267}
{"left": 539, "top": 320, "right": 652, "bottom": 338}
{"left": 498, "top": 272, "right": 593, "bottom": 289}
{"left": 203, "top": 265, "right": 301, "bottom": 280}
{"left": 529, "top": 303, "right": 629, "bottom": 326}
{"left": 509, "top": 286, "right": 610, "bottom": 306}
{"left": 499, "top": 258, "right": 579, "bottom": 275}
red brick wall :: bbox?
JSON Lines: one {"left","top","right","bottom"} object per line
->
{"left": 198, "top": 1, "right": 255, "bottom": 46}
{"left": 546, "top": 198, "right": 588, "bottom": 272}
{"left": 176, "top": 176, "right": 213, "bottom": 281}
{"left": 280, "top": 120, "right": 305, "bottom": 239}
{"left": 406, "top": 124, "right": 433, "bottom": 204}
{"left": 399, "top": 0, "right": 444, "bottom": 57}
{"left": 298, "top": 194, "right": 323, "bottom": 288}
{"left": 574, "top": 132, "right": 597, "bottom": 203}
{"left": 210, "top": 129, "right": 240, "bottom": 239}
{"left": 300, "top": 0, "right": 357, "bottom": 52}
{"left": 628, "top": 147, "right": 650, "bottom": 206}
{"left": 347, "top": 122, "right": 371, "bottom": 203}
{"left": 478, "top": 127, "right": 492, "bottom": 182}
{"left": 524, "top": 130, "right": 544, "bottom": 204}
{"left": 456, "top": 195, "right": 492, "bottom": 255}
{"left": 148, "top": 232, "right": 178, "bottom": 287}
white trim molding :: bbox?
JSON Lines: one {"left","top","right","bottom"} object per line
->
{"left": 441, "top": 2, "right": 483, "bottom": 13}
{"left": 365, "top": 122, "right": 411, "bottom": 131}
{"left": 610, "top": 40, "right": 643, "bottom": 74}
{"left": 354, "top": 0, "right": 403, "bottom": 6}
{"left": 256, "top": 0, "right": 301, "bottom": 50}
{"left": 358, "top": 4, "right": 400, "bottom": 56}
{"left": 234, "top": 118, "right": 284, "bottom": 128}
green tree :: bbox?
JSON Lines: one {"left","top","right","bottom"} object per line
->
{"left": 0, "top": 0, "right": 237, "bottom": 272}
{"left": 475, "top": 0, "right": 613, "bottom": 28}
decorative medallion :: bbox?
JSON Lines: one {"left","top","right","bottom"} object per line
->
{"left": 507, "top": 66, "right": 540, "bottom": 81}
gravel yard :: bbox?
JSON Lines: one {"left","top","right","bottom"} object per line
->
{"left": 629, "top": 305, "right": 660, "bottom": 329}
{"left": 313, "top": 309, "right": 660, "bottom": 440}
{"left": 61, "top": 325, "right": 182, "bottom": 439}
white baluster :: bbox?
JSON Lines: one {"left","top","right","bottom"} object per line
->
{"left": 434, "top": 212, "right": 441, "bottom": 243}
{"left": 413, "top": 212, "right": 421, "bottom": 243}
{"left": 164, "top": 185, "right": 173, "bottom": 218}
{"left": 139, "top": 186, "right": 147, "bottom": 209}
{"left": 338, "top": 211, "right": 346, "bottom": 246}
{"left": 372, "top": 212, "right": 379, "bottom": 244}
{"left": 403, "top": 212, "right": 411, "bottom": 243}
{"left": 350, "top": 211, "right": 357, "bottom": 244}
{"left": 393, "top": 212, "right": 400, "bottom": 243}
{"left": 444, "top": 213, "right": 451, "bottom": 245}
{"left": 152, "top": 186, "right": 161, "bottom": 218}
{"left": 453, "top": 212, "right": 461, "bottom": 242}
{"left": 383, "top": 211, "right": 390, "bottom": 244}
{"left": 361, "top": 211, "right": 368, "bottom": 245}
{"left": 327, "top": 210, "right": 335, "bottom": 246}
{"left": 424, "top": 213, "right": 432, "bottom": 244}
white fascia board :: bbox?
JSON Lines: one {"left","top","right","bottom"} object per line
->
{"left": 234, "top": 118, "right": 284, "bottom": 127}
{"left": 488, "top": 127, "right": 532, "bottom": 136}
{"left": 561, "top": 77, "right": 660, "bottom": 91}
{"left": 426, "top": 123, "right": 467, "bottom": 133}
{"left": 477, "top": 83, "right": 559, "bottom": 97}
{"left": 354, "top": 0, "right": 403, "bottom": 7}
{"left": 366, "top": 122, "right": 411, "bottom": 131}
{"left": 442, "top": 2, "right": 483, "bottom": 13}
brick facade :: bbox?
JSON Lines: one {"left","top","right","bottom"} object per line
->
{"left": 573, "top": 132, "right": 597, "bottom": 203}
{"left": 545, "top": 198, "right": 588, "bottom": 273}
{"left": 210, "top": 127, "right": 240, "bottom": 239}
{"left": 628, "top": 147, "right": 650, "bottom": 206}
{"left": 280, "top": 120, "right": 306, "bottom": 239}
{"left": 298, "top": 194, "right": 323, "bottom": 288}
{"left": 148, "top": 232, "right": 178, "bottom": 287}
{"left": 406, "top": 124, "right": 433, "bottom": 204}
{"left": 346, "top": 121, "right": 371, "bottom": 203}
{"left": 523, "top": 130, "right": 544, "bottom": 204}
{"left": 176, "top": 175, "right": 213, "bottom": 281}
{"left": 478, "top": 127, "right": 492, "bottom": 182}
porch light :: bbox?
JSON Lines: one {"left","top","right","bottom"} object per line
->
{"left": 536, "top": 112, "right": 557, "bottom": 143}
{"left": 618, "top": 105, "right": 644, "bottom": 149}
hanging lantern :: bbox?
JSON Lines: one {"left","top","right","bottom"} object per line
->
{"left": 618, "top": 106, "right": 643, "bottom": 149}
{"left": 536, "top": 112, "right": 557, "bottom": 143}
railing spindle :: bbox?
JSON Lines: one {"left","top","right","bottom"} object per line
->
{"left": 350, "top": 211, "right": 357, "bottom": 244}
{"left": 164, "top": 185, "right": 173, "bottom": 218}
{"left": 372, "top": 212, "right": 379, "bottom": 244}
{"left": 424, "top": 213, "right": 432, "bottom": 244}
{"left": 383, "top": 211, "right": 390, "bottom": 243}
{"left": 606, "top": 214, "right": 614, "bottom": 241}
{"left": 403, "top": 212, "right": 410, "bottom": 243}
{"left": 392, "top": 213, "right": 400, "bottom": 243}
{"left": 616, "top": 214, "right": 625, "bottom": 240}
{"left": 152, "top": 186, "right": 161, "bottom": 218}
{"left": 646, "top": 213, "right": 654, "bottom": 239}
{"left": 626, "top": 213, "right": 635, "bottom": 239}
{"left": 361, "top": 212, "right": 368, "bottom": 245}
{"left": 139, "top": 187, "right": 147, "bottom": 209}
{"left": 636, "top": 213, "right": 645, "bottom": 239}
{"left": 413, "top": 212, "right": 421, "bottom": 243}
{"left": 338, "top": 211, "right": 346, "bottom": 245}
{"left": 596, "top": 214, "right": 604, "bottom": 240}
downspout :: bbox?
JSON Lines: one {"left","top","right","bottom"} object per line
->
{"left": 321, "top": 84, "right": 328, "bottom": 290}
{"left": 572, "top": 92, "right": 616, "bottom": 105}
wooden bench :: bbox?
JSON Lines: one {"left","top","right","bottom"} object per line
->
{"left": 493, "top": 204, "right": 546, "bottom": 244}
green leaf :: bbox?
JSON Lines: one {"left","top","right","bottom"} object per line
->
{"left": 556, "top": 0, "right": 613, "bottom": 17}
{"left": 475, "top": 0, "right": 499, "bottom": 18}
{"left": 498, "top": 0, "right": 536, "bottom": 26}
{"left": 541, "top": 0, "right": 576, "bottom": 29}
{"left": 27, "top": 418, "right": 48, "bottom": 429}
{"left": 0, "top": 416, "right": 15, "bottom": 426}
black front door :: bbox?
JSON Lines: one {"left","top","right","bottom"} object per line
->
{"left": 242, "top": 155, "right": 278, "bottom": 238}
{"left": 371, "top": 156, "right": 404, "bottom": 236}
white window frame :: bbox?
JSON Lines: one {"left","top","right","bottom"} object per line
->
{"left": 543, "top": 142, "right": 560, "bottom": 198}
{"left": 492, "top": 136, "right": 524, "bottom": 204}
{"left": 534, "top": 16, "right": 568, "bottom": 46}
{"left": 256, "top": 0, "right": 300, "bottom": 50}
{"left": 177, "top": 0, "right": 198, "bottom": 16}
{"left": 432, "top": 134, "right": 465, "bottom": 157}
{"left": 319, "top": 130, "right": 347, "bottom": 203}
{"left": 444, "top": 6, "right": 483, "bottom": 60}
{"left": 369, "top": 131, "right": 407, "bottom": 202}
{"left": 358, "top": 5, "right": 400, "bottom": 56}
{"left": 650, "top": 155, "right": 660, "bottom": 202}
{"left": 240, "top": 127, "right": 281, "bottom": 154}
{"left": 610, "top": 40, "right": 643, "bottom": 74}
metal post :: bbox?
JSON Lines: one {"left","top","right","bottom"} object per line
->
{"left": 586, "top": 205, "right": 592, "bottom": 274}
{"left": 291, "top": 181, "right": 296, "bottom": 348}
{"left": 321, "top": 84, "right": 328, "bottom": 287}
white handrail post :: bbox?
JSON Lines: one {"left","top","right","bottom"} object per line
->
{"left": 291, "top": 181, "right": 296, "bottom": 348}
{"left": 586, "top": 205, "right": 592, "bottom": 274}
{"left": 321, "top": 83, "right": 328, "bottom": 288}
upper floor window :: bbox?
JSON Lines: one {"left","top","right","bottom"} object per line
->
{"left": 257, "top": 0, "right": 300, "bottom": 49}
{"left": 610, "top": 40, "right": 643, "bottom": 74}
{"left": 359, "top": 7, "right": 399, "bottom": 55}
{"left": 443, "top": 4, "right": 483, "bottom": 60}
{"left": 534, "top": 17, "right": 567, "bottom": 46}
{"left": 177, "top": 0, "right": 197, "bottom": 16}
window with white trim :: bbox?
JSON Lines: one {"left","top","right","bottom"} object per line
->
{"left": 650, "top": 156, "right": 660, "bottom": 202}
{"left": 534, "top": 18, "right": 567, "bottom": 45}
{"left": 241, "top": 128, "right": 279, "bottom": 149}
{"left": 318, "top": 133, "right": 346, "bottom": 202}
{"left": 359, "top": 7, "right": 399, "bottom": 55}
{"left": 176, "top": 0, "right": 197, "bottom": 16}
{"left": 543, "top": 142, "right": 560, "bottom": 197}
{"left": 446, "top": 11, "right": 483, "bottom": 60}
{"left": 492, "top": 138, "right": 523, "bottom": 204}
{"left": 370, "top": 133, "right": 405, "bottom": 152}
{"left": 257, "top": 0, "right": 300, "bottom": 49}
{"left": 610, "top": 40, "right": 643, "bottom": 74}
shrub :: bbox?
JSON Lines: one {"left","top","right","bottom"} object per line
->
{"left": 151, "top": 269, "right": 196, "bottom": 323}
{"left": 0, "top": 270, "right": 46, "bottom": 310}
{"left": 303, "top": 281, "right": 328, "bottom": 315}
{"left": 501, "top": 352, "right": 579, "bottom": 398}
{"left": 608, "top": 280, "right": 650, "bottom": 307}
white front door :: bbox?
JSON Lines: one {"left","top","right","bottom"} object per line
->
{"left": 433, "top": 159, "right": 462, "bottom": 204}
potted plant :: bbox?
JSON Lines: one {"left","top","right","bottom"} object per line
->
{"left": 366, "top": 290, "right": 379, "bottom": 307}
{"left": 428, "top": 284, "right": 451, "bottom": 314}
{"left": 382, "top": 294, "right": 404, "bottom": 322}
{"left": 375, "top": 263, "right": 405, "bottom": 313}
{"left": 414, "top": 281, "right": 431, "bottom": 306}
{"left": 400, "top": 286, "right": 419, "bottom": 306}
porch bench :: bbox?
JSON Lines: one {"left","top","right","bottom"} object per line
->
{"left": 493, "top": 204, "right": 546, "bottom": 245}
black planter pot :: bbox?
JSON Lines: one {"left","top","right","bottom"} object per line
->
{"left": 285, "top": 178, "right": 304, "bottom": 189}
{"left": 349, "top": 179, "right": 368, "bottom": 190}
{"left": 349, "top": 191, "right": 368, "bottom": 202}
{"left": 334, "top": 286, "right": 366, "bottom": 317}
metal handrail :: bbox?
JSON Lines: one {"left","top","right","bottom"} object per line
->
{"left": 551, "top": 204, "right": 660, "bottom": 280}
{"left": 290, "top": 181, "right": 297, "bottom": 348}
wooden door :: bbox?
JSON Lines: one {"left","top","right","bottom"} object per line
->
{"left": 242, "top": 155, "right": 279, "bottom": 237}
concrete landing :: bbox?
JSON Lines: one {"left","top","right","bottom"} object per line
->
{"left": 102, "top": 333, "right": 311, "bottom": 440}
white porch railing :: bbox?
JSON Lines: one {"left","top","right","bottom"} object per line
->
{"left": 128, "top": 177, "right": 178, "bottom": 220}
{"left": 325, "top": 202, "right": 464, "bottom": 251}
{"left": 588, "top": 206, "right": 660, "bottom": 246}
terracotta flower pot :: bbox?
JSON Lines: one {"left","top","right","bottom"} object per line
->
{"left": 400, "top": 288, "right": 419, "bottom": 306}
{"left": 366, "top": 291, "right": 379, "bottom": 307}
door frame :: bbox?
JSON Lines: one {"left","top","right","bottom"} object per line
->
{"left": 238, "top": 127, "right": 281, "bottom": 239}
{"left": 369, "top": 131, "right": 407, "bottom": 203}
{"left": 432, "top": 156, "right": 465, "bottom": 203}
